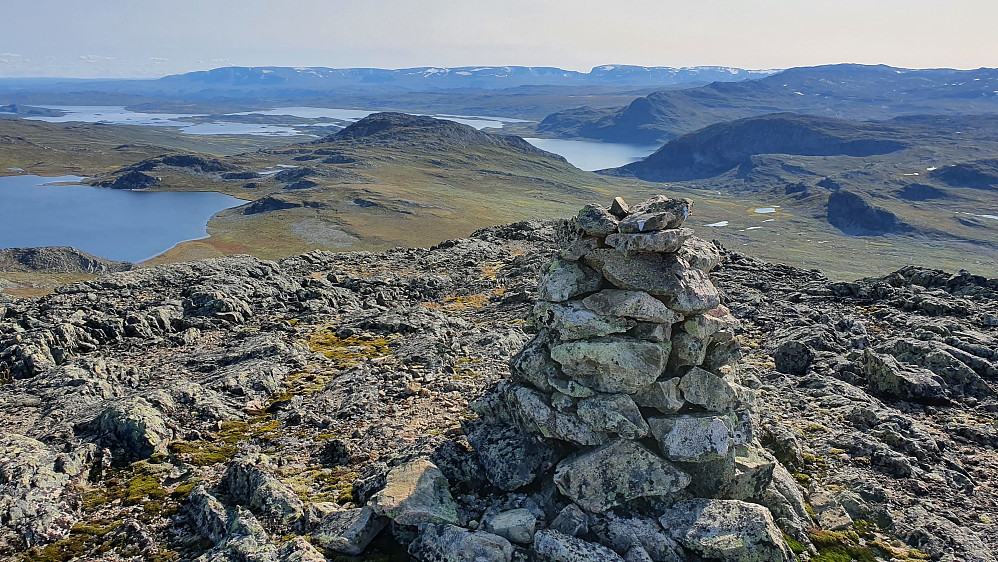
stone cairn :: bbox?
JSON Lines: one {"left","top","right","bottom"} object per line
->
{"left": 465, "top": 195, "right": 802, "bottom": 560}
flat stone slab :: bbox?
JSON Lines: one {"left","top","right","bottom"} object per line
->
{"left": 582, "top": 289, "right": 682, "bottom": 324}
{"left": 605, "top": 228, "right": 693, "bottom": 256}
{"left": 553, "top": 440, "right": 690, "bottom": 513}
{"left": 584, "top": 250, "right": 719, "bottom": 313}
{"left": 538, "top": 260, "right": 604, "bottom": 303}
{"left": 576, "top": 393, "right": 650, "bottom": 439}
{"left": 550, "top": 337, "right": 670, "bottom": 394}
{"left": 534, "top": 301, "right": 636, "bottom": 341}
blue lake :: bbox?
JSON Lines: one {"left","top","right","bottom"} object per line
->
{"left": 0, "top": 175, "right": 244, "bottom": 262}
{"left": 523, "top": 138, "right": 659, "bottom": 171}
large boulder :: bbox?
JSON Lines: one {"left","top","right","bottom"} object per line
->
{"left": 369, "top": 458, "right": 458, "bottom": 526}
{"left": 581, "top": 289, "right": 682, "bottom": 324}
{"left": 534, "top": 301, "right": 636, "bottom": 341}
{"left": 93, "top": 397, "right": 173, "bottom": 459}
{"left": 660, "top": 499, "right": 794, "bottom": 562}
{"left": 553, "top": 440, "right": 690, "bottom": 513}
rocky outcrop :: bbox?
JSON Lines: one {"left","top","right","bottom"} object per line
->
{"left": 0, "top": 246, "right": 133, "bottom": 274}
{"left": 1, "top": 202, "right": 995, "bottom": 561}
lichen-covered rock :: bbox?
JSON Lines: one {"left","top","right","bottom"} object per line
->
{"left": 648, "top": 414, "right": 735, "bottom": 462}
{"left": 468, "top": 418, "right": 557, "bottom": 491}
{"left": 550, "top": 337, "right": 670, "bottom": 394}
{"left": 589, "top": 514, "right": 685, "bottom": 562}
{"left": 576, "top": 205, "right": 620, "bottom": 237}
{"left": 576, "top": 393, "right": 650, "bottom": 439}
{"left": 510, "top": 331, "right": 559, "bottom": 392}
{"left": 484, "top": 508, "right": 536, "bottom": 544}
{"left": 633, "top": 378, "right": 685, "bottom": 413}
{"left": 538, "top": 260, "right": 604, "bottom": 303}
{"left": 669, "top": 332, "right": 709, "bottom": 367}
{"left": 617, "top": 197, "right": 693, "bottom": 234}
{"left": 605, "top": 229, "right": 693, "bottom": 257}
{"left": 863, "top": 349, "right": 948, "bottom": 404}
{"left": 369, "top": 458, "right": 458, "bottom": 526}
{"left": 660, "top": 499, "right": 794, "bottom": 562}
{"left": 502, "top": 383, "right": 607, "bottom": 446}
{"left": 534, "top": 529, "right": 626, "bottom": 561}
{"left": 408, "top": 524, "right": 513, "bottom": 562}
{"left": 550, "top": 504, "right": 589, "bottom": 537}
{"left": 277, "top": 536, "right": 327, "bottom": 562}
{"left": 0, "top": 434, "right": 81, "bottom": 548}
{"left": 677, "top": 237, "right": 721, "bottom": 272}
{"left": 682, "top": 305, "right": 738, "bottom": 342}
{"left": 189, "top": 486, "right": 231, "bottom": 544}
{"left": 93, "top": 397, "right": 173, "bottom": 459}
{"left": 582, "top": 289, "right": 682, "bottom": 324}
{"left": 679, "top": 367, "right": 739, "bottom": 412}
{"left": 311, "top": 507, "right": 386, "bottom": 555}
{"left": 533, "top": 301, "right": 636, "bottom": 341}
{"left": 553, "top": 440, "right": 690, "bottom": 513}
{"left": 221, "top": 455, "right": 304, "bottom": 527}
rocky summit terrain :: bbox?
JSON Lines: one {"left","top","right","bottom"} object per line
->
{"left": 0, "top": 195, "right": 996, "bottom": 562}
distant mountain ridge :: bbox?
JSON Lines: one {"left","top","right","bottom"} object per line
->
{"left": 538, "top": 63, "right": 998, "bottom": 143}
{"left": 0, "top": 65, "right": 776, "bottom": 97}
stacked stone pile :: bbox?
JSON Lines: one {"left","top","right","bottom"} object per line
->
{"left": 464, "top": 195, "right": 806, "bottom": 560}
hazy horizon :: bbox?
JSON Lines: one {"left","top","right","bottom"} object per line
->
{"left": 2, "top": 0, "right": 997, "bottom": 79}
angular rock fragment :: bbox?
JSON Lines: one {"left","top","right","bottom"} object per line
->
{"left": 589, "top": 514, "right": 685, "bottom": 562}
{"left": 610, "top": 196, "right": 630, "bottom": 218}
{"left": 576, "top": 393, "right": 650, "bottom": 439}
{"left": 409, "top": 524, "right": 513, "bottom": 562}
{"left": 863, "top": 349, "right": 948, "bottom": 404}
{"left": 550, "top": 504, "right": 589, "bottom": 537}
{"left": 311, "top": 507, "right": 386, "bottom": 555}
{"left": 93, "top": 397, "right": 173, "bottom": 459}
{"left": 584, "top": 250, "right": 719, "bottom": 313}
{"left": 679, "top": 367, "right": 739, "bottom": 412}
{"left": 534, "top": 530, "right": 626, "bottom": 562}
{"left": 576, "top": 205, "right": 620, "bottom": 237}
{"left": 553, "top": 440, "right": 690, "bottom": 513}
{"left": 221, "top": 455, "right": 304, "bottom": 526}
{"left": 633, "top": 378, "right": 685, "bottom": 413}
{"left": 369, "top": 458, "right": 458, "bottom": 526}
{"left": 468, "top": 420, "right": 557, "bottom": 491}
{"left": 669, "top": 332, "right": 708, "bottom": 368}
{"left": 677, "top": 237, "right": 721, "bottom": 272}
{"left": 484, "top": 508, "right": 536, "bottom": 544}
{"left": 648, "top": 414, "right": 735, "bottom": 462}
{"left": 538, "top": 260, "right": 604, "bottom": 303}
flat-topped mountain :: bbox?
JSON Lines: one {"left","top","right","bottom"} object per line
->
{"left": 538, "top": 63, "right": 998, "bottom": 143}
{"left": 0, "top": 65, "right": 775, "bottom": 98}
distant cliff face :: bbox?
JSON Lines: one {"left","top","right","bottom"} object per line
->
{"left": 604, "top": 114, "right": 905, "bottom": 181}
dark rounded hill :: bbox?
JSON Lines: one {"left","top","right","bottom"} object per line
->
{"left": 327, "top": 112, "right": 558, "bottom": 157}
{"left": 602, "top": 113, "right": 908, "bottom": 182}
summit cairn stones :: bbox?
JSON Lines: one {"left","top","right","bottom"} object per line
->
{"left": 471, "top": 195, "right": 796, "bottom": 560}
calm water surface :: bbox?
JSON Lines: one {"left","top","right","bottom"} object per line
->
{"left": 0, "top": 175, "right": 243, "bottom": 262}
{"left": 523, "top": 138, "right": 659, "bottom": 171}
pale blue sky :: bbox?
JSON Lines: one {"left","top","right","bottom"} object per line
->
{"left": 1, "top": 0, "right": 996, "bottom": 78}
